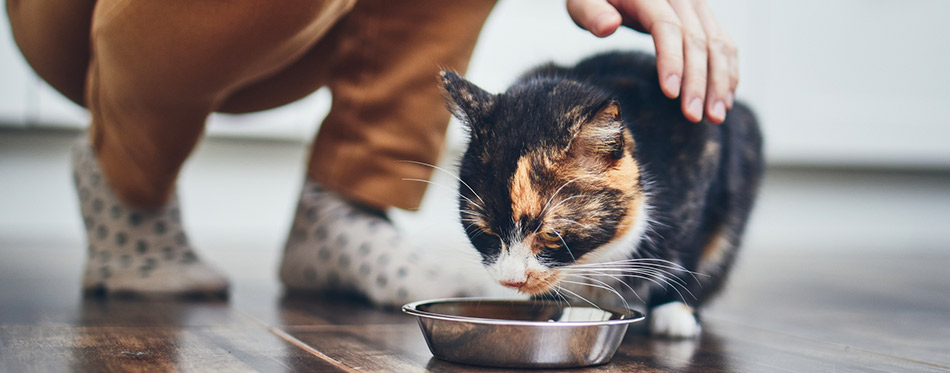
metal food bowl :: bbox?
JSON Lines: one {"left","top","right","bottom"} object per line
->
{"left": 402, "top": 298, "right": 644, "bottom": 368}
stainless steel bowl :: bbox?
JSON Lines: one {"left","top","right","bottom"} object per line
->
{"left": 402, "top": 298, "right": 644, "bottom": 368}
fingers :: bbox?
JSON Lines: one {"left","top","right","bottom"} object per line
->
{"left": 612, "top": 0, "right": 684, "bottom": 100}
{"left": 692, "top": 0, "right": 737, "bottom": 122}
{"left": 568, "top": 0, "right": 739, "bottom": 124}
{"left": 567, "top": 0, "right": 623, "bottom": 38}
{"left": 633, "top": 0, "right": 737, "bottom": 123}
{"left": 668, "top": 0, "right": 707, "bottom": 123}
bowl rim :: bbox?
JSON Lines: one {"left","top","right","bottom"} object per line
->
{"left": 402, "top": 297, "right": 645, "bottom": 327}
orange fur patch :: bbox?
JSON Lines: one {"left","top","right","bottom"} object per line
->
{"left": 562, "top": 129, "right": 642, "bottom": 242}
{"left": 510, "top": 156, "right": 543, "bottom": 221}
{"left": 700, "top": 228, "right": 731, "bottom": 267}
{"left": 521, "top": 268, "right": 563, "bottom": 295}
{"left": 605, "top": 132, "right": 642, "bottom": 241}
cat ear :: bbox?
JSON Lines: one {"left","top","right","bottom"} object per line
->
{"left": 439, "top": 70, "right": 496, "bottom": 127}
{"left": 571, "top": 101, "right": 627, "bottom": 162}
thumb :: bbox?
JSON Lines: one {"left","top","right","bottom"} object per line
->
{"left": 566, "top": 0, "right": 622, "bottom": 38}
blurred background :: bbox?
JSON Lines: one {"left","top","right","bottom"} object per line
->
{"left": 1, "top": 0, "right": 948, "bottom": 285}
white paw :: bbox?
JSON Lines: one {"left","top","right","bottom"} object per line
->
{"left": 649, "top": 302, "right": 701, "bottom": 338}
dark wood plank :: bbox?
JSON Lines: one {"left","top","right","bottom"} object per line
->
{"left": 0, "top": 325, "right": 343, "bottom": 373}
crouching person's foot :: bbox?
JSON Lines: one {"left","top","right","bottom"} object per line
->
{"left": 280, "top": 180, "right": 482, "bottom": 307}
{"left": 73, "top": 138, "right": 228, "bottom": 299}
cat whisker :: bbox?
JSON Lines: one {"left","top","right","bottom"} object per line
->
{"left": 401, "top": 178, "right": 483, "bottom": 212}
{"left": 538, "top": 277, "right": 571, "bottom": 308}
{"left": 548, "top": 218, "right": 606, "bottom": 233}
{"left": 571, "top": 258, "right": 706, "bottom": 285}
{"left": 462, "top": 219, "right": 484, "bottom": 237}
{"left": 556, "top": 288, "right": 572, "bottom": 308}
{"left": 553, "top": 230, "right": 577, "bottom": 263}
{"left": 572, "top": 258, "right": 706, "bottom": 275}
{"left": 560, "top": 279, "right": 627, "bottom": 313}
{"left": 462, "top": 222, "right": 492, "bottom": 242}
{"left": 560, "top": 276, "right": 630, "bottom": 312}
{"left": 554, "top": 284, "right": 602, "bottom": 312}
{"left": 564, "top": 265, "right": 690, "bottom": 281}
{"left": 569, "top": 271, "right": 644, "bottom": 303}
{"left": 643, "top": 211, "right": 672, "bottom": 230}
{"left": 563, "top": 266, "right": 697, "bottom": 303}
{"left": 536, "top": 177, "right": 585, "bottom": 228}
{"left": 546, "top": 194, "right": 597, "bottom": 216}
{"left": 563, "top": 267, "right": 690, "bottom": 290}
{"left": 615, "top": 268, "right": 691, "bottom": 291}
{"left": 459, "top": 209, "right": 484, "bottom": 218}
{"left": 396, "top": 160, "right": 486, "bottom": 207}
{"left": 572, "top": 257, "right": 689, "bottom": 266}
{"left": 578, "top": 271, "right": 680, "bottom": 302}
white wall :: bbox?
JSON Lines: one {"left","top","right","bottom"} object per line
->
{"left": 2, "top": 0, "right": 949, "bottom": 168}
{"left": 751, "top": 1, "right": 950, "bottom": 168}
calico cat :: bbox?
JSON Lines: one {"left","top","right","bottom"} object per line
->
{"left": 440, "top": 51, "right": 764, "bottom": 338}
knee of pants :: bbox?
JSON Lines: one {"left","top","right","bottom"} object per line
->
{"left": 89, "top": 0, "right": 355, "bottom": 109}
{"left": 7, "top": 0, "right": 96, "bottom": 106}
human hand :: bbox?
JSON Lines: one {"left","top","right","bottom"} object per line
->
{"left": 567, "top": 0, "right": 738, "bottom": 124}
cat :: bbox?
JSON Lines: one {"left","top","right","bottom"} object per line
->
{"left": 439, "top": 51, "right": 764, "bottom": 338}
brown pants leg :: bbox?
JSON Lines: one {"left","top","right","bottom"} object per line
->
{"left": 8, "top": 0, "right": 496, "bottom": 210}
{"left": 303, "top": 0, "right": 497, "bottom": 210}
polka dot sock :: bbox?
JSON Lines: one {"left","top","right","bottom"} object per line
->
{"left": 279, "top": 180, "right": 488, "bottom": 306}
{"left": 72, "top": 139, "right": 228, "bottom": 298}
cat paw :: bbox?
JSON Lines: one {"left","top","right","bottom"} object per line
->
{"left": 649, "top": 302, "right": 701, "bottom": 338}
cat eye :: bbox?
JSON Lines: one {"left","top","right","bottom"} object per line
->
{"left": 537, "top": 230, "right": 560, "bottom": 243}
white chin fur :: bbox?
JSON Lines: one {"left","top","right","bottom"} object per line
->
{"left": 488, "top": 241, "right": 542, "bottom": 284}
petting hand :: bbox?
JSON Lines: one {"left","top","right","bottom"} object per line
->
{"left": 567, "top": 0, "right": 738, "bottom": 124}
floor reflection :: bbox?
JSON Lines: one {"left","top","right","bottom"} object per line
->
{"left": 276, "top": 291, "right": 411, "bottom": 326}
{"left": 618, "top": 329, "right": 729, "bottom": 372}
{"left": 77, "top": 296, "right": 231, "bottom": 326}
{"left": 65, "top": 296, "right": 230, "bottom": 371}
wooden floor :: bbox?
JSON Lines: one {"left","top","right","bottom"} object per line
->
{"left": 1, "top": 244, "right": 948, "bottom": 372}
{"left": 2, "top": 131, "right": 949, "bottom": 372}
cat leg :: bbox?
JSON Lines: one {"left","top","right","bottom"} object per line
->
{"left": 649, "top": 301, "right": 702, "bottom": 338}
{"left": 279, "top": 179, "right": 490, "bottom": 307}
{"left": 73, "top": 139, "right": 228, "bottom": 298}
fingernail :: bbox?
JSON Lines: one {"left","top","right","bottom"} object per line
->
{"left": 726, "top": 91, "right": 735, "bottom": 107}
{"left": 665, "top": 75, "right": 681, "bottom": 97}
{"left": 712, "top": 101, "right": 726, "bottom": 121}
{"left": 688, "top": 98, "right": 703, "bottom": 120}
{"left": 594, "top": 13, "right": 613, "bottom": 35}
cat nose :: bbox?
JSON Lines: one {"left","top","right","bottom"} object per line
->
{"left": 500, "top": 281, "right": 526, "bottom": 289}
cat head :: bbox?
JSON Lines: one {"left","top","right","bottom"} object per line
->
{"left": 440, "top": 71, "right": 650, "bottom": 295}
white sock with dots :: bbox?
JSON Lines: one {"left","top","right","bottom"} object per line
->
{"left": 72, "top": 138, "right": 228, "bottom": 297}
{"left": 279, "top": 180, "right": 489, "bottom": 306}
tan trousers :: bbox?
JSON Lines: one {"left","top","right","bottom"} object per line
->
{"left": 7, "top": 0, "right": 496, "bottom": 210}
